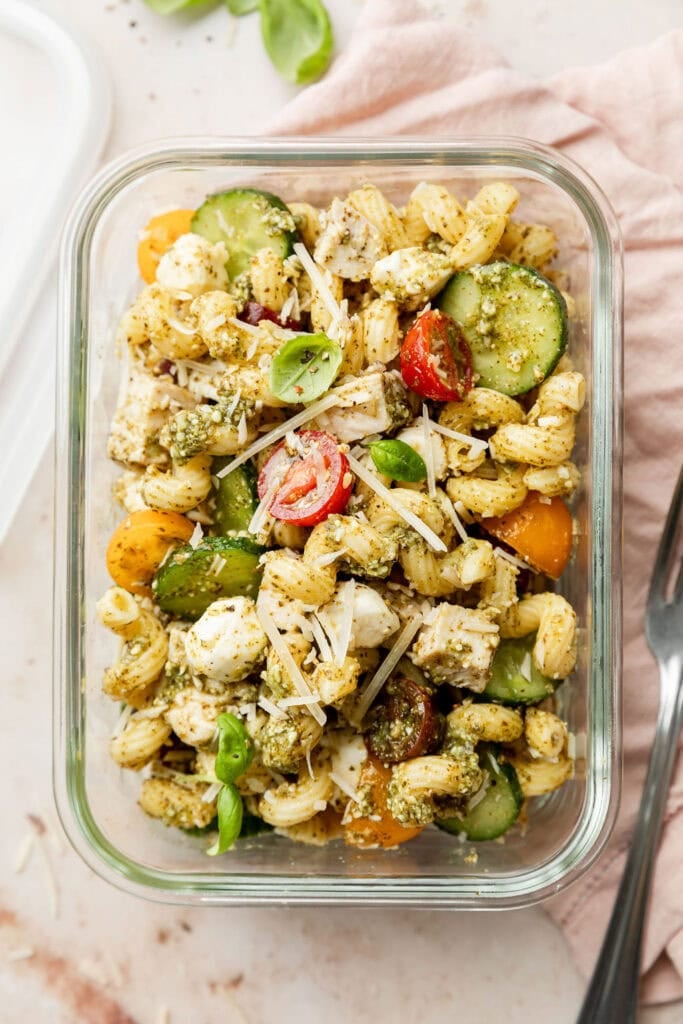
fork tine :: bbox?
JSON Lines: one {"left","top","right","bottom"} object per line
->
{"left": 648, "top": 463, "right": 683, "bottom": 607}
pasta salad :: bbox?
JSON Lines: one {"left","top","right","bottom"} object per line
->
{"left": 98, "top": 179, "right": 583, "bottom": 854}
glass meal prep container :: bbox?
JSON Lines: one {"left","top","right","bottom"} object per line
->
{"left": 53, "top": 138, "right": 622, "bottom": 907}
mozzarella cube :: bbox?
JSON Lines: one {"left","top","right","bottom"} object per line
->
{"left": 319, "top": 583, "right": 400, "bottom": 651}
{"left": 185, "top": 597, "right": 267, "bottom": 684}
{"left": 156, "top": 233, "right": 229, "bottom": 297}
{"left": 410, "top": 604, "right": 499, "bottom": 691}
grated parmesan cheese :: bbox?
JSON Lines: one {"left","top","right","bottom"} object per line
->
{"left": 256, "top": 596, "right": 326, "bottom": 726}
{"left": 440, "top": 491, "right": 469, "bottom": 544}
{"left": 346, "top": 454, "right": 447, "bottom": 553}
{"left": 293, "top": 242, "right": 342, "bottom": 323}
{"left": 422, "top": 404, "right": 437, "bottom": 498}
{"left": 278, "top": 694, "right": 322, "bottom": 708}
{"left": 167, "top": 317, "right": 197, "bottom": 337}
{"left": 430, "top": 419, "right": 488, "bottom": 454}
{"left": 189, "top": 522, "right": 204, "bottom": 549}
{"left": 204, "top": 314, "right": 226, "bottom": 333}
{"left": 352, "top": 614, "right": 423, "bottom": 725}
{"left": 257, "top": 695, "right": 287, "bottom": 719}
{"left": 237, "top": 411, "right": 248, "bottom": 446}
{"left": 493, "top": 546, "right": 537, "bottom": 573}
{"left": 216, "top": 391, "right": 343, "bottom": 479}
{"left": 335, "top": 580, "right": 355, "bottom": 667}
{"left": 202, "top": 781, "right": 223, "bottom": 804}
{"left": 329, "top": 771, "right": 360, "bottom": 803}
{"left": 311, "top": 614, "right": 334, "bottom": 662}
{"left": 248, "top": 477, "right": 279, "bottom": 536}
{"left": 313, "top": 799, "right": 328, "bottom": 813}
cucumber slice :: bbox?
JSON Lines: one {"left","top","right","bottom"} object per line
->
{"left": 191, "top": 188, "right": 298, "bottom": 280}
{"left": 153, "top": 536, "right": 264, "bottom": 619}
{"left": 483, "top": 635, "right": 556, "bottom": 706}
{"left": 212, "top": 458, "right": 258, "bottom": 535}
{"left": 437, "top": 261, "right": 567, "bottom": 396}
{"left": 437, "top": 748, "right": 523, "bottom": 841}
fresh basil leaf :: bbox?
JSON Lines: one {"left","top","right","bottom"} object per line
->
{"left": 226, "top": 0, "right": 259, "bottom": 12}
{"left": 369, "top": 439, "right": 427, "bottom": 483}
{"left": 270, "top": 333, "right": 342, "bottom": 403}
{"left": 240, "top": 813, "right": 273, "bottom": 838}
{"left": 215, "top": 712, "right": 254, "bottom": 785}
{"left": 144, "top": 0, "right": 209, "bottom": 13}
{"left": 207, "top": 784, "right": 243, "bottom": 856}
{"left": 259, "top": 0, "right": 334, "bottom": 85}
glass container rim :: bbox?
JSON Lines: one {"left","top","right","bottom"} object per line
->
{"left": 53, "top": 135, "right": 623, "bottom": 907}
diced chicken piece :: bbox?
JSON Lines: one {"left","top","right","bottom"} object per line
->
{"left": 185, "top": 597, "right": 268, "bottom": 685}
{"left": 314, "top": 198, "right": 388, "bottom": 282}
{"left": 156, "top": 233, "right": 229, "bottom": 297}
{"left": 409, "top": 604, "right": 500, "bottom": 692}
{"left": 395, "top": 424, "right": 448, "bottom": 480}
{"left": 370, "top": 247, "right": 455, "bottom": 308}
{"left": 107, "top": 371, "right": 195, "bottom": 467}
{"left": 319, "top": 583, "right": 401, "bottom": 651}
{"left": 311, "top": 370, "right": 411, "bottom": 442}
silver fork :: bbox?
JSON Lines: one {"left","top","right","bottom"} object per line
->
{"left": 577, "top": 465, "right": 683, "bottom": 1023}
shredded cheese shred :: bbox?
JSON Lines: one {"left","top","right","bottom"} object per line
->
{"left": 256, "top": 596, "right": 326, "bottom": 726}
{"left": 352, "top": 614, "right": 423, "bottom": 725}
{"left": 346, "top": 454, "right": 447, "bottom": 553}
{"left": 216, "top": 391, "right": 342, "bottom": 479}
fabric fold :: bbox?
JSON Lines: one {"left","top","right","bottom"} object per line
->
{"left": 269, "top": 0, "right": 683, "bottom": 1003}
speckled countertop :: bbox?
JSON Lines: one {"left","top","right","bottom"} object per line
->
{"left": 2, "top": 1, "right": 683, "bottom": 1021}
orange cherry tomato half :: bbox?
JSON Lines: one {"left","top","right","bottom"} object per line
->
{"left": 257, "top": 430, "right": 353, "bottom": 528}
{"left": 481, "top": 492, "right": 574, "bottom": 579}
{"left": 343, "top": 758, "right": 424, "bottom": 849}
{"left": 400, "top": 309, "right": 473, "bottom": 402}
{"left": 106, "top": 509, "right": 195, "bottom": 597}
{"left": 137, "top": 209, "right": 195, "bottom": 284}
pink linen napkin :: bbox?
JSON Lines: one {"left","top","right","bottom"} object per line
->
{"left": 269, "top": 2, "right": 683, "bottom": 1005}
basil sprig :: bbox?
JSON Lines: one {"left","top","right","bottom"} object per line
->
{"left": 207, "top": 713, "right": 257, "bottom": 856}
{"left": 270, "top": 333, "right": 342, "bottom": 404}
{"left": 369, "top": 439, "right": 427, "bottom": 483}
{"left": 207, "top": 785, "right": 244, "bottom": 856}
{"left": 260, "top": 0, "right": 333, "bottom": 85}
{"left": 143, "top": 0, "right": 334, "bottom": 85}
{"left": 215, "top": 712, "right": 254, "bottom": 783}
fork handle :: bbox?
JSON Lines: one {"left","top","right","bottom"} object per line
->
{"left": 577, "top": 658, "right": 683, "bottom": 1024}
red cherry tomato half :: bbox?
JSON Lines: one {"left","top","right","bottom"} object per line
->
{"left": 400, "top": 309, "right": 473, "bottom": 402}
{"left": 239, "top": 301, "right": 302, "bottom": 332}
{"left": 257, "top": 430, "right": 353, "bottom": 527}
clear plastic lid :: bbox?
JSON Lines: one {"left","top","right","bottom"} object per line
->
{"left": 0, "top": 0, "right": 110, "bottom": 543}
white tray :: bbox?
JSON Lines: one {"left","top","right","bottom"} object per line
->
{"left": 0, "top": 0, "right": 110, "bottom": 543}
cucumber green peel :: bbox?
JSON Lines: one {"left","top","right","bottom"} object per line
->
{"left": 212, "top": 458, "right": 258, "bottom": 535}
{"left": 437, "top": 261, "right": 567, "bottom": 396}
{"left": 438, "top": 748, "right": 523, "bottom": 842}
{"left": 153, "top": 536, "right": 264, "bottom": 619}
{"left": 191, "top": 188, "right": 298, "bottom": 280}
{"left": 482, "top": 635, "right": 556, "bottom": 706}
